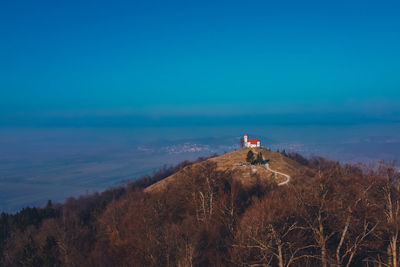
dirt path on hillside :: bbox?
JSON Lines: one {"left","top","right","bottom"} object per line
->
{"left": 265, "top": 163, "right": 291, "bottom": 186}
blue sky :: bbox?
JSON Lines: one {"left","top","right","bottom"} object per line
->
{"left": 1, "top": 0, "right": 400, "bottom": 125}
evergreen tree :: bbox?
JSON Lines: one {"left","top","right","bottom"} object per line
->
{"left": 256, "top": 152, "right": 263, "bottom": 165}
{"left": 37, "top": 236, "right": 60, "bottom": 267}
{"left": 246, "top": 151, "right": 254, "bottom": 163}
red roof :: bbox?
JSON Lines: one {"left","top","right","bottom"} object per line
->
{"left": 248, "top": 138, "right": 260, "bottom": 144}
{"left": 244, "top": 133, "right": 248, "bottom": 136}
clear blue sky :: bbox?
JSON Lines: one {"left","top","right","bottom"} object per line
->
{"left": 1, "top": 0, "right": 400, "bottom": 125}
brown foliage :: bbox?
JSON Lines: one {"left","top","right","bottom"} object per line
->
{"left": 2, "top": 155, "right": 400, "bottom": 267}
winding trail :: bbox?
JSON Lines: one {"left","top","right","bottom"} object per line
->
{"left": 265, "top": 163, "right": 291, "bottom": 186}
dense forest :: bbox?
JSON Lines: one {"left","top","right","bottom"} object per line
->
{"left": 1, "top": 150, "right": 400, "bottom": 267}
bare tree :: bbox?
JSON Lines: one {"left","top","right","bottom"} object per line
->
{"left": 296, "top": 180, "right": 332, "bottom": 267}
{"left": 384, "top": 183, "right": 400, "bottom": 267}
{"left": 239, "top": 137, "right": 245, "bottom": 148}
{"left": 333, "top": 184, "right": 378, "bottom": 267}
{"left": 232, "top": 189, "right": 314, "bottom": 267}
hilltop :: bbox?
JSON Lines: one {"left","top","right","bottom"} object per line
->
{"left": 145, "top": 147, "right": 314, "bottom": 193}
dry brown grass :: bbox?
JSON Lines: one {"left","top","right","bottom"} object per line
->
{"left": 145, "top": 147, "right": 311, "bottom": 193}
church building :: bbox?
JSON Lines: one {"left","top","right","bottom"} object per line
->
{"left": 244, "top": 133, "right": 261, "bottom": 147}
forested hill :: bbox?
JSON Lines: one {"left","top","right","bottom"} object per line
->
{"left": 1, "top": 149, "right": 400, "bottom": 267}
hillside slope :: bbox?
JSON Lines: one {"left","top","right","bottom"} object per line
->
{"left": 145, "top": 147, "right": 313, "bottom": 193}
